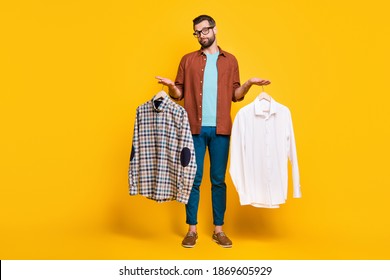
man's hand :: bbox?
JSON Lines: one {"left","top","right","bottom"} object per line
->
{"left": 234, "top": 77, "right": 271, "bottom": 100}
{"left": 155, "top": 76, "right": 175, "bottom": 87}
{"left": 248, "top": 77, "right": 271, "bottom": 86}
{"left": 155, "top": 76, "right": 182, "bottom": 99}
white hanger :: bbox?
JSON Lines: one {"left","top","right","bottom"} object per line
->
{"left": 258, "top": 86, "right": 271, "bottom": 102}
{"left": 155, "top": 89, "right": 168, "bottom": 100}
{"left": 257, "top": 86, "right": 271, "bottom": 113}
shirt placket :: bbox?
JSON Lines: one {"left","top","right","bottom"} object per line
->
{"left": 265, "top": 116, "right": 273, "bottom": 206}
{"left": 199, "top": 55, "right": 206, "bottom": 123}
{"left": 154, "top": 108, "right": 164, "bottom": 201}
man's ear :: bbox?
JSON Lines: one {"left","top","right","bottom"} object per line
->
{"left": 213, "top": 26, "right": 217, "bottom": 35}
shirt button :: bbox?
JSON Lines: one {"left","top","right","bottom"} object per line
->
{"left": 200, "top": 81, "right": 202, "bottom": 83}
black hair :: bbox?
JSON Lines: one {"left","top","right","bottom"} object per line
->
{"left": 193, "top": 15, "right": 216, "bottom": 29}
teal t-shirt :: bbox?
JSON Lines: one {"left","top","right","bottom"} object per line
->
{"left": 202, "top": 52, "right": 219, "bottom": 126}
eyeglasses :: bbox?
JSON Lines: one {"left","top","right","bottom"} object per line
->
{"left": 193, "top": 26, "right": 215, "bottom": 38}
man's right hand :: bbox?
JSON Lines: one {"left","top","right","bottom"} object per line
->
{"left": 155, "top": 76, "right": 182, "bottom": 100}
{"left": 155, "top": 76, "right": 175, "bottom": 87}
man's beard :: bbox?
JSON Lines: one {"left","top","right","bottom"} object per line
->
{"left": 199, "top": 34, "right": 215, "bottom": 48}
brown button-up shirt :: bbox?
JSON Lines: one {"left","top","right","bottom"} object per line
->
{"left": 174, "top": 47, "right": 242, "bottom": 135}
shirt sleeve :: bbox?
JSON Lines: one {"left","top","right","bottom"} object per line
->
{"left": 128, "top": 108, "right": 139, "bottom": 195}
{"left": 176, "top": 109, "right": 197, "bottom": 204}
{"left": 229, "top": 112, "right": 246, "bottom": 196}
{"left": 231, "top": 55, "right": 242, "bottom": 102}
{"left": 287, "top": 110, "right": 302, "bottom": 198}
{"left": 173, "top": 57, "right": 185, "bottom": 101}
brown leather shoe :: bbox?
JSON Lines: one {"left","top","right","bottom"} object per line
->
{"left": 212, "top": 232, "right": 232, "bottom": 248}
{"left": 182, "top": 231, "right": 198, "bottom": 248}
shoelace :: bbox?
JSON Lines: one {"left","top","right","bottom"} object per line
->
{"left": 187, "top": 231, "right": 197, "bottom": 237}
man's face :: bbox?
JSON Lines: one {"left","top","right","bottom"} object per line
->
{"left": 194, "top": 20, "right": 216, "bottom": 48}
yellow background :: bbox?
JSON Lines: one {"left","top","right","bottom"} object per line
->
{"left": 1, "top": 0, "right": 389, "bottom": 259}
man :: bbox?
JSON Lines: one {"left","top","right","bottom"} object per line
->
{"left": 156, "top": 15, "right": 270, "bottom": 248}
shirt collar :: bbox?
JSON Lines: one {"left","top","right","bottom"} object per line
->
{"left": 197, "top": 46, "right": 226, "bottom": 57}
{"left": 151, "top": 94, "right": 169, "bottom": 112}
{"left": 254, "top": 96, "right": 277, "bottom": 118}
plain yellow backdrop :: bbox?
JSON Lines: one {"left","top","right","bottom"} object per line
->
{"left": 1, "top": 0, "right": 389, "bottom": 259}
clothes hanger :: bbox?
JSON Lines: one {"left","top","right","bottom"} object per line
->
{"left": 257, "top": 85, "right": 271, "bottom": 113}
{"left": 155, "top": 85, "right": 168, "bottom": 100}
{"left": 258, "top": 85, "right": 271, "bottom": 102}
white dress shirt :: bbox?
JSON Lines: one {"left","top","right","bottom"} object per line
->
{"left": 229, "top": 96, "right": 301, "bottom": 208}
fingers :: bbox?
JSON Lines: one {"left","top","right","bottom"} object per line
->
{"left": 254, "top": 79, "right": 271, "bottom": 86}
{"left": 256, "top": 79, "right": 271, "bottom": 85}
{"left": 155, "top": 76, "right": 164, "bottom": 84}
{"left": 156, "top": 76, "right": 174, "bottom": 87}
{"left": 249, "top": 77, "right": 271, "bottom": 86}
{"left": 155, "top": 76, "right": 168, "bottom": 83}
{"left": 261, "top": 80, "right": 271, "bottom": 85}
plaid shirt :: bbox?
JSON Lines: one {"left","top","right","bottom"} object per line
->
{"left": 128, "top": 94, "right": 197, "bottom": 204}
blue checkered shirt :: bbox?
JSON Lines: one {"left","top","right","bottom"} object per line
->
{"left": 128, "top": 94, "right": 197, "bottom": 204}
